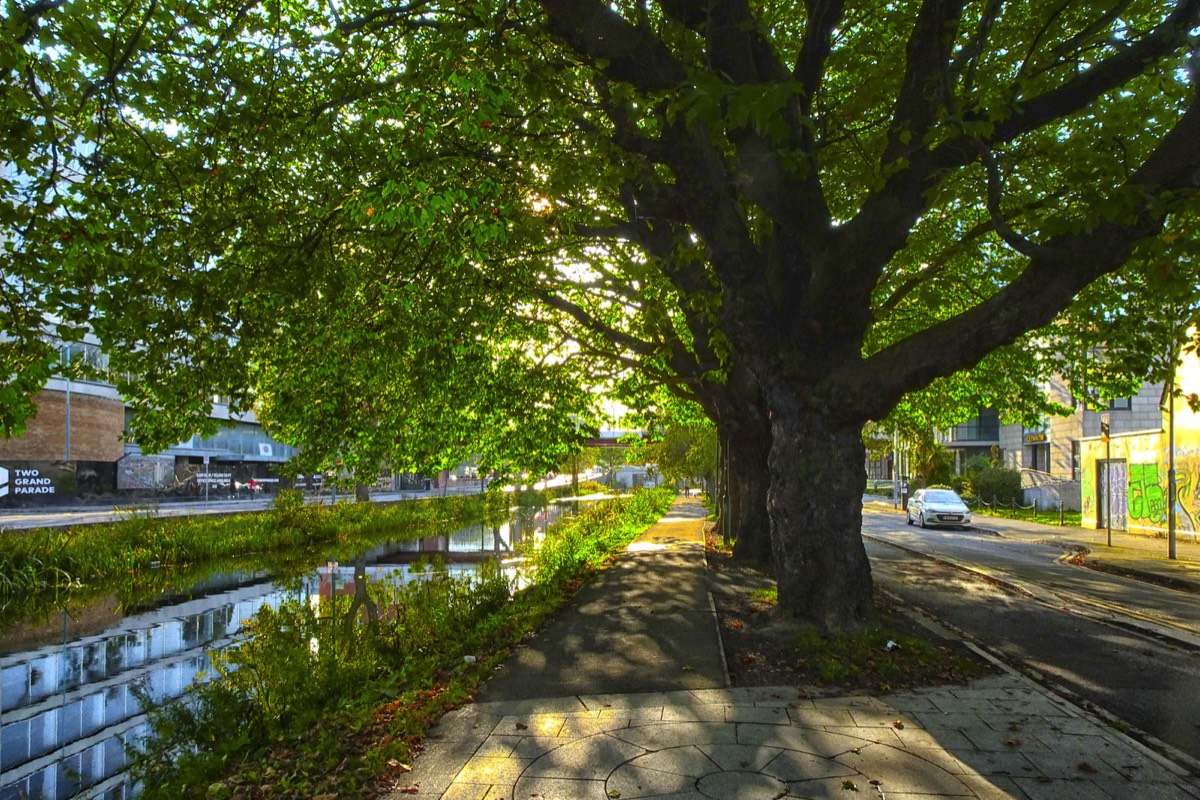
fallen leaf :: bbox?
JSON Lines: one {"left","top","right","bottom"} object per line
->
{"left": 868, "top": 779, "right": 882, "bottom": 785}
{"left": 1004, "top": 737, "right": 1020, "bottom": 747}
{"left": 892, "top": 721, "right": 904, "bottom": 729}
{"left": 387, "top": 760, "right": 412, "bottom": 773}
{"left": 682, "top": 665, "right": 695, "bottom": 671}
{"left": 841, "top": 779, "right": 859, "bottom": 791}
{"left": 1036, "top": 775, "right": 1053, "bottom": 783}
{"left": 398, "top": 787, "right": 420, "bottom": 795}
{"left": 515, "top": 722, "right": 529, "bottom": 730}
{"left": 1077, "top": 762, "right": 1099, "bottom": 773}
{"left": 607, "top": 791, "right": 622, "bottom": 798}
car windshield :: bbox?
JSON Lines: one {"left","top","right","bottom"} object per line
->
{"left": 925, "top": 490, "right": 962, "bottom": 504}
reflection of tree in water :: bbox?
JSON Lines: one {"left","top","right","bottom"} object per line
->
{"left": 513, "top": 505, "right": 538, "bottom": 547}
{"left": 343, "top": 554, "right": 379, "bottom": 629}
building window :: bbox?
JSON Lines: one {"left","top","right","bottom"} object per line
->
{"left": 1026, "top": 443, "right": 1051, "bottom": 472}
{"left": 1108, "top": 397, "right": 1132, "bottom": 410}
{"left": 949, "top": 407, "right": 1001, "bottom": 442}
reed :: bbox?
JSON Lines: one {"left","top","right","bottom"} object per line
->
{"left": 0, "top": 492, "right": 484, "bottom": 614}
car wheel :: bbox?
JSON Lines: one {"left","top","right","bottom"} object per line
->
{"left": 918, "top": 512, "right": 927, "bottom": 529}
{"left": 906, "top": 511, "right": 913, "bottom": 525}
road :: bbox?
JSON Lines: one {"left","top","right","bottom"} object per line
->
{"left": 0, "top": 475, "right": 594, "bottom": 531}
{"left": 863, "top": 507, "right": 1200, "bottom": 766}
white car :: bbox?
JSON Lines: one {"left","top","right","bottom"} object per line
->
{"left": 906, "top": 488, "right": 972, "bottom": 529}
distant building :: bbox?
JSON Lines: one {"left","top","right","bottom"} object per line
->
{"left": 931, "top": 362, "right": 1185, "bottom": 525}
{"left": 0, "top": 336, "right": 296, "bottom": 506}
{"left": 1078, "top": 350, "right": 1200, "bottom": 538}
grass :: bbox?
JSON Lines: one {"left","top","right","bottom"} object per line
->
{"left": 750, "top": 586, "right": 778, "bottom": 605}
{"left": 712, "top": 561, "right": 992, "bottom": 694}
{"left": 792, "top": 624, "right": 984, "bottom": 691}
{"left": 753, "top": 587, "right": 985, "bottom": 689}
{"left": 972, "top": 504, "right": 1083, "bottom": 527}
{"left": 131, "top": 487, "right": 675, "bottom": 800}
{"left": 0, "top": 492, "right": 488, "bottom": 619}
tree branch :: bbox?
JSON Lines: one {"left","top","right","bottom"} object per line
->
{"left": 10, "top": 0, "right": 68, "bottom": 46}
{"left": 884, "top": 0, "right": 966, "bottom": 163}
{"left": 979, "top": 146, "right": 1043, "bottom": 258}
{"left": 334, "top": 0, "right": 437, "bottom": 34}
{"left": 536, "top": 0, "right": 687, "bottom": 92}
{"left": 830, "top": 98, "right": 1200, "bottom": 422}
{"left": 794, "top": 0, "right": 845, "bottom": 126}
{"left": 706, "top": 0, "right": 790, "bottom": 85}
{"left": 840, "top": 0, "right": 1198, "bottom": 308}
{"left": 537, "top": 292, "right": 659, "bottom": 358}
{"left": 949, "top": 0, "right": 1002, "bottom": 95}
{"left": 992, "top": 0, "right": 1200, "bottom": 145}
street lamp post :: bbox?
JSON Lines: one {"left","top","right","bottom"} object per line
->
{"left": 1168, "top": 376, "right": 1177, "bottom": 560}
{"left": 63, "top": 341, "right": 71, "bottom": 461}
{"left": 1101, "top": 413, "right": 1111, "bottom": 547}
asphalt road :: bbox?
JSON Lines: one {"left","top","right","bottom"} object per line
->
{"left": 863, "top": 508, "right": 1200, "bottom": 766}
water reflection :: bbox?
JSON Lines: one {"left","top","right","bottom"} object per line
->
{"left": 0, "top": 500, "right": 572, "bottom": 800}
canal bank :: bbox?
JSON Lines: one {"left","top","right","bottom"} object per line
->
{"left": 0, "top": 495, "right": 580, "bottom": 800}
{"left": 388, "top": 498, "right": 1200, "bottom": 799}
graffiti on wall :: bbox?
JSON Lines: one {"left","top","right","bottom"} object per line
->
{"left": 1128, "top": 463, "right": 1166, "bottom": 524}
{"left": 1081, "top": 420, "right": 1200, "bottom": 533}
{"left": 1173, "top": 446, "right": 1200, "bottom": 531}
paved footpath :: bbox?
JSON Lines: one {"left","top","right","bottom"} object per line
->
{"left": 387, "top": 498, "right": 1200, "bottom": 799}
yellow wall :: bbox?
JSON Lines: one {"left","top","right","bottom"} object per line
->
{"left": 1079, "top": 350, "right": 1200, "bottom": 534}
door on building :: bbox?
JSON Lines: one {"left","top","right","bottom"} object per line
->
{"left": 1096, "top": 459, "right": 1128, "bottom": 531}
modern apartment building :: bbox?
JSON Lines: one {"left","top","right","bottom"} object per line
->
{"left": 939, "top": 378, "right": 1169, "bottom": 512}
{"left": 0, "top": 336, "right": 296, "bottom": 506}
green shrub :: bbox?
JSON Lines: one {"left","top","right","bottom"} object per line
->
{"left": 131, "top": 487, "right": 675, "bottom": 799}
{"left": 970, "top": 466, "right": 1023, "bottom": 505}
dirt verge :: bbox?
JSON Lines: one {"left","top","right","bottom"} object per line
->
{"left": 706, "top": 547, "right": 996, "bottom": 693}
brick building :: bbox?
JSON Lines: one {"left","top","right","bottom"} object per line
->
{"left": 0, "top": 339, "right": 295, "bottom": 506}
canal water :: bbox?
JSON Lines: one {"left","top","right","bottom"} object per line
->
{"left": 0, "top": 500, "right": 577, "bottom": 800}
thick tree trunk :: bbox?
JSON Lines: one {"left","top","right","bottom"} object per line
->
{"left": 700, "top": 365, "right": 773, "bottom": 569}
{"left": 715, "top": 433, "right": 730, "bottom": 547}
{"left": 765, "top": 400, "right": 874, "bottom": 631}
{"left": 727, "top": 414, "right": 773, "bottom": 569}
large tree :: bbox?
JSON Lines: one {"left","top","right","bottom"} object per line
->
{"left": 4, "top": 0, "right": 1199, "bottom": 629}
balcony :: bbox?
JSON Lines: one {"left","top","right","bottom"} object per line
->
{"left": 943, "top": 409, "right": 1001, "bottom": 444}
{"left": 945, "top": 422, "right": 999, "bottom": 443}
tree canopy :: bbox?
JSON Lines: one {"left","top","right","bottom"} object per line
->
{"left": 4, "top": 0, "right": 1198, "bottom": 627}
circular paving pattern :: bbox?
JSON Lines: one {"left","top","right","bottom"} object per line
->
{"left": 601, "top": 743, "right": 880, "bottom": 799}
{"left": 696, "top": 770, "right": 790, "bottom": 799}
{"left": 510, "top": 721, "right": 976, "bottom": 800}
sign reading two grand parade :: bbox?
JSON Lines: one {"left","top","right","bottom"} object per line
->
{"left": 0, "top": 462, "right": 111, "bottom": 506}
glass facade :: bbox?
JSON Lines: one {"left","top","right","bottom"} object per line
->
{"left": 947, "top": 408, "right": 1001, "bottom": 442}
